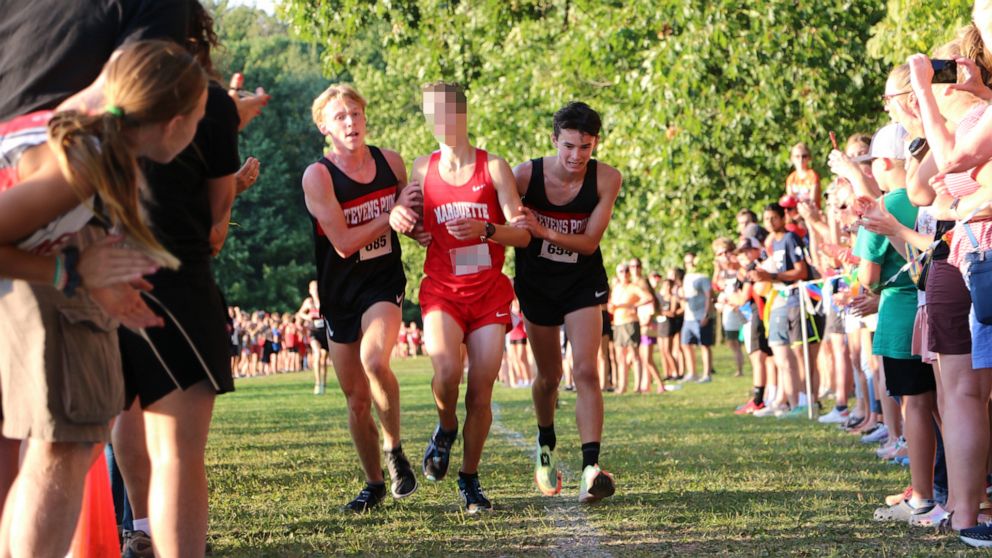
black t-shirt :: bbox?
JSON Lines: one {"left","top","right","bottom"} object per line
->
{"left": 142, "top": 83, "right": 240, "bottom": 266}
{"left": 0, "top": 0, "right": 188, "bottom": 120}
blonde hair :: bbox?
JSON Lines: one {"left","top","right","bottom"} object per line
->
{"left": 711, "top": 237, "right": 735, "bottom": 254}
{"left": 47, "top": 40, "right": 207, "bottom": 269}
{"left": 311, "top": 84, "right": 367, "bottom": 128}
{"left": 959, "top": 24, "right": 992, "bottom": 87}
{"left": 791, "top": 142, "right": 809, "bottom": 155}
{"left": 887, "top": 63, "right": 911, "bottom": 92}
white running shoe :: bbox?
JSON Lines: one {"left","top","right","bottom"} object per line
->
{"left": 861, "top": 424, "right": 889, "bottom": 444}
{"left": 578, "top": 464, "right": 615, "bottom": 503}
{"left": 818, "top": 407, "right": 850, "bottom": 424}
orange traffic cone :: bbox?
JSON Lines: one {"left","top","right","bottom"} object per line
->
{"left": 67, "top": 450, "right": 120, "bottom": 558}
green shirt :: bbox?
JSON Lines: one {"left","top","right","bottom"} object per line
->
{"left": 853, "top": 188, "right": 919, "bottom": 359}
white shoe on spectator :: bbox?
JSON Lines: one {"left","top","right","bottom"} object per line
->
{"left": 818, "top": 407, "right": 850, "bottom": 424}
{"left": 861, "top": 424, "right": 888, "bottom": 444}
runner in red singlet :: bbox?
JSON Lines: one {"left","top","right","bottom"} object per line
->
{"left": 389, "top": 81, "right": 530, "bottom": 513}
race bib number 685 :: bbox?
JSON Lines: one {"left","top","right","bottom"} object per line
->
{"left": 360, "top": 233, "right": 392, "bottom": 261}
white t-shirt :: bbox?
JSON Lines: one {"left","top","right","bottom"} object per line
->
{"left": 682, "top": 272, "right": 711, "bottom": 321}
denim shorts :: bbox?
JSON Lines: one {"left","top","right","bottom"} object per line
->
{"left": 971, "top": 307, "right": 992, "bottom": 370}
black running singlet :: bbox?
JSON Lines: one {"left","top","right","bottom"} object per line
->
{"left": 308, "top": 146, "right": 405, "bottom": 313}
{"left": 514, "top": 158, "right": 608, "bottom": 293}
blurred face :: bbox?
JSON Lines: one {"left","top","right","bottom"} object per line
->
{"left": 616, "top": 265, "right": 629, "bottom": 282}
{"left": 736, "top": 214, "right": 751, "bottom": 234}
{"left": 683, "top": 253, "right": 696, "bottom": 268}
{"left": 141, "top": 88, "right": 208, "bottom": 163}
{"left": 552, "top": 129, "right": 597, "bottom": 173}
{"left": 321, "top": 97, "right": 366, "bottom": 151}
{"left": 423, "top": 88, "right": 467, "bottom": 145}
{"left": 790, "top": 146, "right": 811, "bottom": 170}
{"left": 763, "top": 209, "right": 784, "bottom": 233}
{"left": 628, "top": 259, "right": 642, "bottom": 276}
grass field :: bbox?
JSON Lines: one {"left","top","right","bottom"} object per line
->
{"left": 205, "top": 349, "right": 989, "bottom": 557}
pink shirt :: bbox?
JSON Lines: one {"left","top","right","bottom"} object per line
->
{"left": 947, "top": 103, "right": 992, "bottom": 270}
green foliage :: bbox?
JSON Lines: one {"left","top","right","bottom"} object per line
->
{"left": 281, "top": 0, "right": 888, "bottom": 287}
{"left": 208, "top": 4, "right": 331, "bottom": 312}
{"left": 867, "top": 0, "right": 972, "bottom": 66}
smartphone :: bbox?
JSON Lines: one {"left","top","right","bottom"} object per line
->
{"left": 829, "top": 131, "right": 838, "bottom": 150}
{"left": 932, "top": 59, "right": 957, "bottom": 84}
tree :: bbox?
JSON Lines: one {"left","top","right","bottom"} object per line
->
{"left": 867, "top": 0, "right": 972, "bottom": 66}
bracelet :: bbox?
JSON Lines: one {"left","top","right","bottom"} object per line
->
{"left": 62, "top": 246, "right": 81, "bottom": 297}
{"left": 52, "top": 254, "right": 65, "bottom": 289}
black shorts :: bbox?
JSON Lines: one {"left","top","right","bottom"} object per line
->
{"left": 310, "top": 324, "right": 329, "bottom": 351}
{"left": 325, "top": 287, "right": 404, "bottom": 344}
{"left": 601, "top": 310, "right": 612, "bottom": 339}
{"left": 509, "top": 338, "right": 527, "bottom": 345}
{"left": 515, "top": 278, "right": 609, "bottom": 327}
{"left": 118, "top": 266, "right": 234, "bottom": 409}
{"left": 882, "top": 356, "right": 936, "bottom": 396}
{"left": 744, "top": 317, "right": 772, "bottom": 356}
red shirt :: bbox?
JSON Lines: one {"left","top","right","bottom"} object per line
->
{"left": 422, "top": 148, "right": 506, "bottom": 296}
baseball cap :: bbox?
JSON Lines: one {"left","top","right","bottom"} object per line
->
{"left": 853, "top": 122, "right": 908, "bottom": 163}
{"left": 735, "top": 237, "right": 762, "bottom": 252}
{"left": 778, "top": 194, "right": 798, "bottom": 209}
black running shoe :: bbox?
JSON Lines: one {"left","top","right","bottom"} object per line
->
{"left": 343, "top": 482, "right": 386, "bottom": 513}
{"left": 423, "top": 425, "right": 456, "bottom": 481}
{"left": 457, "top": 474, "right": 493, "bottom": 514}
{"left": 386, "top": 446, "right": 418, "bottom": 499}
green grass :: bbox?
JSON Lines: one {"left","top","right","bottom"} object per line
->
{"left": 206, "top": 349, "right": 989, "bottom": 557}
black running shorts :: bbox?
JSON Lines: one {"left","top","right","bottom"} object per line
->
{"left": 325, "top": 287, "right": 405, "bottom": 344}
{"left": 515, "top": 280, "right": 609, "bottom": 327}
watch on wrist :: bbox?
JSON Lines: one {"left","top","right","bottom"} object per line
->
{"left": 62, "top": 246, "right": 81, "bottom": 297}
{"left": 908, "top": 137, "right": 929, "bottom": 159}
{"left": 484, "top": 222, "right": 496, "bottom": 239}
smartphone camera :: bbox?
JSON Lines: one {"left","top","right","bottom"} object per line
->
{"left": 932, "top": 59, "right": 958, "bottom": 84}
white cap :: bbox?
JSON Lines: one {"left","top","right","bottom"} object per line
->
{"left": 853, "top": 122, "right": 908, "bottom": 162}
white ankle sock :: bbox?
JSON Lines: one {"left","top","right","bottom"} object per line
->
{"left": 132, "top": 517, "right": 150, "bottom": 535}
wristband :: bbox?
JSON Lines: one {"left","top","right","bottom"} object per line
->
{"left": 52, "top": 254, "right": 65, "bottom": 289}
{"left": 62, "top": 246, "right": 81, "bottom": 297}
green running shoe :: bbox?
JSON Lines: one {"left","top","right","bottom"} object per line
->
{"left": 578, "top": 464, "right": 615, "bottom": 503}
{"left": 534, "top": 441, "right": 562, "bottom": 496}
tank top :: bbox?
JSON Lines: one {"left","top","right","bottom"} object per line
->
{"left": 0, "top": 110, "right": 97, "bottom": 255}
{"left": 514, "top": 157, "right": 608, "bottom": 293}
{"left": 309, "top": 146, "right": 405, "bottom": 312}
{"left": 422, "top": 148, "right": 505, "bottom": 296}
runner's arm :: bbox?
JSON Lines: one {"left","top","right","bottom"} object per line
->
{"left": 301, "top": 162, "right": 390, "bottom": 258}
{"left": 488, "top": 156, "right": 531, "bottom": 247}
{"left": 514, "top": 164, "right": 621, "bottom": 256}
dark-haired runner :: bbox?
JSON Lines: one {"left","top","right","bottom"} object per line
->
{"left": 512, "top": 101, "right": 622, "bottom": 502}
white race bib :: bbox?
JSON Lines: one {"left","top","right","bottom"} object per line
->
{"left": 539, "top": 240, "right": 578, "bottom": 263}
{"left": 359, "top": 232, "right": 392, "bottom": 261}
{"left": 449, "top": 244, "right": 492, "bottom": 276}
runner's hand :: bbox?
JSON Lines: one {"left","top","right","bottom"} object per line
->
{"left": 389, "top": 205, "right": 420, "bottom": 234}
{"left": 397, "top": 181, "right": 423, "bottom": 208}
{"left": 236, "top": 157, "right": 260, "bottom": 194}
{"left": 89, "top": 283, "right": 163, "bottom": 329}
{"left": 411, "top": 224, "right": 431, "bottom": 247}
{"left": 446, "top": 218, "right": 484, "bottom": 241}
{"left": 514, "top": 206, "right": 548, "bottom": 238}
{"left": 78, "top": 235, "right": 159, "bottom": 289}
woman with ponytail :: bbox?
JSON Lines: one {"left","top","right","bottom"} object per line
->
{"left": 0, "top": 39, "right": 206, "bottom": 557}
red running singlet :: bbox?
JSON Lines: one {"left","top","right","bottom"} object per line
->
{"left": 422, "top": 148, "right": 506, "bottom": 296}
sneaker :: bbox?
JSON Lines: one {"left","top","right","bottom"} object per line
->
{"left": 873, "top": 498, "right": 935, "bottom": 522}
{"left": 735, "top": 400, "right": 765, "bottom": 415}
{"left": 343, "top": 482, "right": 387, "bottom": 513}
{"left": 423, "top": 425, "right": 456, "bottom": 482}
{"left": 753, "top": 404, "right": 785, "bottom": 418}
{"left": 842, "top": 414, "right": 866, "bottom": 430}
{"left": 878, "top": 438, "right": 906, "bottom": 460}
{"left": 663, "top": 383, "right": 683, "bottom": 392}
{"left": 885, "top": 485, "right": 913, "bottom": 507}
{"left": 696, "top": 376, "right": 712, "bottom": 384}
{"left": 121, "top": 529, "right": 154, "bottom": 558}
{"left": 960, "top": 523, "right": 992, "bottom": 547}
{"left": 457, "top": 474, "right": 493, "bottom": 514}
{"left": 534, "top": 442, "right": 562, "bottom": 496}
{"left": 386, "top": 447, "right": 418, "bottom": 499}
{"left": 680, "top": 375, "right": 696, "bottom": 383}
{"left": 779, "top": 405, "right": 808, "bottom": 419}
{"left": 861, "top": 424, "right": 889, "bottom": 444}
{"left": 818, "top": 407, "right": 850, "bottom": 424}
{"left": 578, "top": 464, "right": 616, "bottom": 503}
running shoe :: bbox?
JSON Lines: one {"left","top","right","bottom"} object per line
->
{"left": 735, "top": 400, "right": 765, "bottom": 415}
{"left": 696, "top": 376, "right": 712, "bottom": 384}
{"left": 873, "top": 499, "right": 935, "bottom": 522}
{"left": 680, "top": 375, "right": 697, "bottom": 383}
{"left": 861, "top": 424, "right": 889, "bottom": 444}
{"left": 664, "top": 383, "right": 683, "bottom": 392}
{"left": 753, "top": 404, "right": 785, "bottom": 418}
{"left": 779, "top": 405, "right": 809, "bottom": 419}
{"left": 343, "top": 482, "right": 387, "bottom": 513}
{"left": 817, "top": 407, "right": 850, "bottom": 424}
{"left": 960, "top": 523, "right": 992, "bottom": 548}
{"left": 534, "top": 441, "right": 562, "bottom": 496}
{"left": 121, "top": 529, "right": 154, "bottom": 558}
{"left": 578, "top": 464, "right": 616, "bottom": 503}
{"left": 386, "top": 446, "right": 418, "bottom": 499}
{"left": 423, "top": 425, "right": 456, "bottom": 482}
{"left": 842, "top": 414, "right": 866, "bottom": 430}
{"left": 457, "top": 474, "right": 493, "bottom": 514}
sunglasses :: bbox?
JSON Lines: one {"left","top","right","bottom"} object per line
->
{"left": 881, "top": 91, "right": 911, "bottom": 103}
{"left": 793, "top": 153, "right": 811, "bottom": 159}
